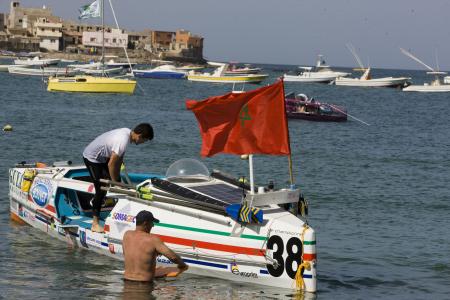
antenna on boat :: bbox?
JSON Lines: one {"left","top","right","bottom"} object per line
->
{"left": 346, "top": 43, "right": 365, "bottom": 70}
{"left": 399, "top": 47, "right": 435, "bottom": 72}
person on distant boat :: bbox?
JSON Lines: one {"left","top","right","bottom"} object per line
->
{"left": 82, "top": 123, "right": 153, "bottom": 233}
{"left": 123, "top": 210, "right": 188, "bottom": 282}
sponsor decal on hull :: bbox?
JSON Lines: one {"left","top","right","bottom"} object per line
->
{"left": 30, "top": 178, "right": 53, "bottom": 207}
{"left": 230, "top": 263, "right": 258, "bottom": 278}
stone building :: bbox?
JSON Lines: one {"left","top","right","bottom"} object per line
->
{"left": 82, "top": 28, "right": 128, "bottom": 49}
{"left": 33, "top": 16, "right": 62, "bottom": 51}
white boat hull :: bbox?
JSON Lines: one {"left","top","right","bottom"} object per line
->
{"left": 283, "top": 73, "right": 340, "bottom": 83}
{"left": 403, "top": 84, "right": 450, "bottom": 92}
{"left": 335, "top": 76, "right": 410, "bottom": 87}
{"left": 8, "top": 164, "right": 317, "bottom": 293}
{"left": 8, "top": 66, "right": 77, "bottom": 76}
{"left": 14, "top": 57, "right": 60, "bottom": 66}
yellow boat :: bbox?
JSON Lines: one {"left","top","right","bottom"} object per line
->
{"left": 47, "top": 75, "right": 136, "bottom": 94}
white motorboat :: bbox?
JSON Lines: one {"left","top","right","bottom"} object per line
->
{"left": 403, "top": 72, "right": 450, "bottom": 92}
{"left": 334, "top": 68, "right": 411, "bottom": 87}
{"left": 400, "top": 48, "right": 450, "bottom": 92}
{"left": 188, "top": 64, "right": 268, "bottom": 84}
{"left": 133, "top": 64, "right": 187, "bottom": 79}
{"left": 14, "top": 56, "right": 60, "bottom": 66}
{"left": 225, "top": 63, "right": 262, "bottom": 75}
{"left": 8, "top": 66, "right": 78, "bottom": 76}
{"left": 9, "top": 158, "right": 317, "bottom": 293}
{"left": 0, "top": 64, "right": 31, "bottom": 72}
{"left": 283, "top": 55, "right": 350, "bottom": 83}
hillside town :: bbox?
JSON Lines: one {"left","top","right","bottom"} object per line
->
{"left": 0, "top": 1, "right": 205, "bottom": 63}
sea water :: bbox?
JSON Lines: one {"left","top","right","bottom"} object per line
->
{"left": 0, "top": 63, "right": 449, "bottom": 299}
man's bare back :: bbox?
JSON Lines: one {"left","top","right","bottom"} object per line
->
{"left": 122, "top": 210, "right": 188, "bottom": 282}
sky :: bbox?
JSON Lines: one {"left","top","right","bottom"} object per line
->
{"left": 1, "top": 0, "right": 450, "bottom": 70}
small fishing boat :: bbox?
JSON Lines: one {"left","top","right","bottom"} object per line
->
{"left": 336, "top": 45, "right": 410, "bottom": 87}
{"left": 334, "top": 68, "right": 411, "bottom": 88}
{"left": 285, "top": 92, "right": 347, "bottom": 122}
{"left": 225, "top": 63, "right": 262, "bottom": 75}
{"left": 283, "top": 55, "right": 350, "bottom": 83}
{"left": 47, "top": 76, "right": 136, "bottom": 94}
{"left": 14, "top": 56, "right": 60, "bottom": 66}
{"left": 0, "top": 64, "right": 31, "bottom": 72}
{"left": 402, "top": 72, "right": 450, "bottom": 92}
{"left": 188, "top": 64, "right": 268, "bottom": 84}
{"left": 133, "top": 64, "right": 187, "bottom": 79}
{"left": 400, "top": 48, "right": 450, "bottom": 92}
{"left": 8, "top": 66, "right": 78, "bottom": 77}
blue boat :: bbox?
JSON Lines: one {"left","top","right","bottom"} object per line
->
{"left": 133, "top": 64, "right": 187, "bottom": 79}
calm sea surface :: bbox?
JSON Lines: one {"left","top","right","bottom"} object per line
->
{"left": 0, "top": 60, "right": 449, "bottom": 299}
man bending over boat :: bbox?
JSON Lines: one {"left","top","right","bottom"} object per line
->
{"left": 82, "top": 123, "right": 153, "bottom": 232}
{"left": 123, "top": 210, "right": 188, "bottom": 282}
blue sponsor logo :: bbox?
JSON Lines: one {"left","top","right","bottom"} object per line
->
{"left": 31, "top": 183, "right": 49, "bottom": 207}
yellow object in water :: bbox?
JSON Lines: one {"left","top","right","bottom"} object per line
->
{"left": 47, "top": 75, "right": 136, "bottom": 94}
{"left": 21, "top": 169, "right": 37, "bottom": 193}
{"left": 3, "top": 124, "right": 13, "bottom": 131}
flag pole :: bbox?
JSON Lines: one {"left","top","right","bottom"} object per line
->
{"left": 288, "top": 154, "right": 294, "bottom": 186}
{"left": 280, "top": 77, "right": 295, "bottom": 187}
{"left": 249, "top": 154, "right": 255, "bottom": 195}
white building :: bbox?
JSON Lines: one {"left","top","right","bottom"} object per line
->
{"left": 82, "top": 28, "right": 128, "bottom": 48}
{"left": 33, "top": 17, "right": 62, "bottom": 51}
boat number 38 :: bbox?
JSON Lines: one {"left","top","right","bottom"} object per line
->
{"left": 266, "top": 235, "right": 303, "bottom": 279}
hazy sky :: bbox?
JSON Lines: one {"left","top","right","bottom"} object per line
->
{"left": 1, "top": 0, "right": 450, "bottom": 70}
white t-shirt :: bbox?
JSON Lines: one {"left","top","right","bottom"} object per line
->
{"left": 83, "top": 128, "right": 131, "bottom": 163}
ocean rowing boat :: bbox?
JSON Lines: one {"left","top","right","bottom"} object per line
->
{"left": 9, "top": 158, "right": 317, "bottom": 293}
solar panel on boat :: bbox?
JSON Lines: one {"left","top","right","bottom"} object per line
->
{"left": 190, "top": 184, "right": 244, "bottom": 204}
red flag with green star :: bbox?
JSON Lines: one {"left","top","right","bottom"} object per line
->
{"left": 185, "top": 80, "right": 291, "bottom": 157}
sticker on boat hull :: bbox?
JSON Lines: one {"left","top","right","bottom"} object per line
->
{"left": 30, "top": 178, "right": 53, "bottom": 207}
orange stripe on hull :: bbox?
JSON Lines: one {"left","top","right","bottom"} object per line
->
{"left": 155, "top": 234, "right": 266, "bottom": 256}
{"left": 10, "top": 212, "right": 28, "bottom": 225}
{"left": 303, "top": 253, "right": 317, "bottom": 261}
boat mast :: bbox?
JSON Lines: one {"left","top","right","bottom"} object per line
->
{"left": 101, "top": 0, "right": 105, "bottom": 75}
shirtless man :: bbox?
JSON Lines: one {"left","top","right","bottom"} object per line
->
{"left": 122, "top": 210, "right": 188, "bottom": 282}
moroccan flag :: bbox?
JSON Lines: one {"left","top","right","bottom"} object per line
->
{"left": 186, "top": 80, "right": 291, "bottom": 157}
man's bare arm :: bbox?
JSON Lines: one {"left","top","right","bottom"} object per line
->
{"left": 108, "top": 152, "right": 123, "bottom": 182}
{"left": 154, "top": 237, "right": 188, "bottom": 270}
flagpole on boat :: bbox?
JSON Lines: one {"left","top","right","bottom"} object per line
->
{"left": 280, "top": 77, "right": 295, "bottom": 187}
{"left": 101, "top": 0, "right": 105, "bottom": 75}
{"left": 249, "top": 154, "right": 255, "bottom": 194}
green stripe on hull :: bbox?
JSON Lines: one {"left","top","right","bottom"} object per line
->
{"left": 155, "top": 222, "right": 266, "bottom": 240}
{"left": 155, "top": 222, "right": 315, "bottom": 244}
{"left": 303, "top": 241, "right": 316, "bottom": 245}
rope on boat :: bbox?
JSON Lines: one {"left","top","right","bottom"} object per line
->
{"left": 294, "top": 223, "right": 312, "bottom": 291}
{"left": 329, "top": 104, "right": 371, "bottom": 126}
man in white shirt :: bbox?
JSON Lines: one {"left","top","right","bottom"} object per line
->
{"left": 83, "top": 123, "right": 153, "bottom": 232}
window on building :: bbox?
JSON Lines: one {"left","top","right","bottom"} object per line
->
{"left": 90, "top": 37, "right": 96, "bottom": 42}
{"left": 113, "top": 38, "right": 116, "bottom": 43}
{"left": 51, "top": 39, "right": 55, "bottom": 43}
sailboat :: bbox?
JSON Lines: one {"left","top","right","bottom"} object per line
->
{"left": 47, "top": 0, "right": 136, "bottom": 94}
{"left": 335, "top": 44, "right": 410, "bottom": 88}
{"left": 400, "top": 48, "right": 450, "bottom": 92}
